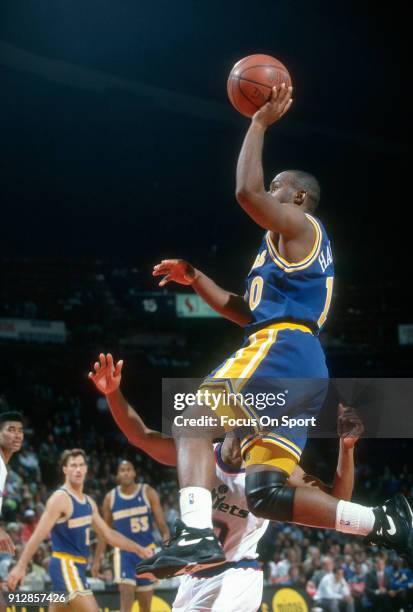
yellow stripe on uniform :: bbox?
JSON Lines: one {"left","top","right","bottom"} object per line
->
{"left": 60, "top": 559, "right": 76, "bottom": 593}
{"left": 242, "top": 433, "right": 301, "bottom": 462}
{"left": 266, "top": 214, "right": 322, "bottom": 273}
{"left": 236, "top": 328, "right": 277, "bottom": 391}
{"left": 212, "top": 322, "right": 312, "bottom": 390}
{"left": 213, "top": 333, "right": 258, "bottom": 379}
{"left": 52, "top": 552, "right": 87, "bottom": 564}
{"left": 242, "top": 438, "right": 299, "bottom": 476}
{"left": 261, "top": 433, "right": 302, "bottom": 459}
{"left": 212, "top": 328, "right": 277, "bottom": 387}
{"left": 70, "top": 559, "right": 86, "bottom": 591}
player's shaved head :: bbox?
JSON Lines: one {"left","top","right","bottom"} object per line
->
{"left": 271, "top": 170, "right": 320, "bottom": 212}
{"left": 287, "top": 170, "right": 321, "bottom": 211}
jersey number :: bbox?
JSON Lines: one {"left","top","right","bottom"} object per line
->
{"left": 318, "top": 276, "right": 334, "bottom": 328}
{"left": 249, "top": 276, "right": 264, "bottom": 311}
{"left": 130, "top": 516, "right": 149, "bottom": 533}
{"left": 85, "top": 527, "right": 91, "bottom": 546}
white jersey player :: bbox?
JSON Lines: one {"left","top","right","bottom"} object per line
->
{"left": 89, "top": 354, "right": 360, "bottom": 612}
{"left": 0, "top": 410, "right": 24, "bottom": 554}
{"left": 173, "top": 441, "right": 268, "bottom": 612}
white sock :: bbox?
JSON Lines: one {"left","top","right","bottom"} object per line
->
{"left": 336, "top": 500, "right": 375, "bottom": 535}
{"left": 180, "top": 486, "right": 213, "bottom": 529}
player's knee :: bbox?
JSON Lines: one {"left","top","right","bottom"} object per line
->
{"left": 245, "top": 470, "right": 295, "bottom": 521}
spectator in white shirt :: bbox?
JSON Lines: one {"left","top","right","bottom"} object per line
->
{"left": 314, "top": 567, "right": 355, "bottom": 612}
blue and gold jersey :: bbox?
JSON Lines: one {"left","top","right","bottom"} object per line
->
{"left": 110, "top": 484, "right": 154, "bottom": 547}
{"left": 245, "top": 214, "right": 334, "bottom": 334}
{"left": 51, "top": 488, "right": 92, "bottom": 559}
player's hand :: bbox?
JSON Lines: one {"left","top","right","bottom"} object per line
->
{"left": 337, "top": 403, "right": 364, "bottom": 449}
{"left": 153, "top": 259, "right": 197, "bottom": 287}
{"left": 0, "top": 528, "right": 15, "bottom": 555}
{"left": 7, "top": 564, "right": 26, "bottom": 591}
{"left": 91, "top": 559, "right": 101, "bottom": 578}
{"left": 252, "top": 84, "right": 293, "bottom": 128}
{"left": 136, "top": 544, "right": 154, "bottom": 560}
{"left": 88, "top": 353, "right": 123, "bottom": 396}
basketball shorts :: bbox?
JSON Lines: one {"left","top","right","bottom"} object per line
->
{"left": 201, "top": 322, "right": 329, "bottom": 475}
{"left": 172, "top": 560, "right": 263, "bottom": 612}
{"left": 114, "top": 546, "right": 157, "bottom": 591}
{"left": 49, "top": 552, "right": 92, "bottom": 601}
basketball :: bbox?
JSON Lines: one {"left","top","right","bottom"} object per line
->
{"left": 227, "top": 54, "right": 292, "bottom": 118}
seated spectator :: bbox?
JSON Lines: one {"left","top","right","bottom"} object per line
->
{"left": 347, "top": 562, "right": 366, "bottom": 611}
{"left": 365, "top": 557, "right": 393, "bottom": 611}
{"left": 269, "top": 548, "right": 299, "bottom": 584}
{"left": 388, "top": 558, "right": 413, "bottom": 611}
{"left": 21, "top": 509, "right": 39, "bottom": 544}
{"left": 313, "top": 556, "right": 335, "bottom": 587}
{"left": 314, "top": 566, "right": 355, "bottom": 612}
{"left": 6, "top": 522, "right": 22, "bottom": 546}
{"left": 286, "top": 564, "right": 307, "bottom": 589}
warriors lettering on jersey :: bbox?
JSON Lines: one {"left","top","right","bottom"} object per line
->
{"left": 110, "top": 484, "right": 154, "bottom": 548}
{"left": 250, "top": 249, "right": 267, "bottom": 271}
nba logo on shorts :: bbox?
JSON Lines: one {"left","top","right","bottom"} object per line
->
{"left": 189, "top": 493, "right": 194, "bottom": 505}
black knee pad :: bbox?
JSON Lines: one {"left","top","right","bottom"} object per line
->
{"left": 245, "top": 470, "right": 295, "bottom": 522}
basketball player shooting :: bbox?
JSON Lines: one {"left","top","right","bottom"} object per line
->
{"left": 136, "top": 84, "right": 413, "bottom": 577}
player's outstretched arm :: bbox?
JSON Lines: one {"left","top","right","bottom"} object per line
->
{"left": 90, "top": 498, "right": 152, "bottom": 559}
{"left": 7, "top": 491, "right": 69, "bottom": 590}
{"left": 236, "top": 85, "right": 311, "bottom": 238}
{"left": 91, "top": 491, "right": 112, "bottom": 578}
{"left": 88, "top": 353, "right": 177, "bottom": 466}
{"left": 288, "top": 403, "right": 362, "bottom": 501}
{"left": 332, "top": 403, "right": 363, "bottom": 500}
{"left": 153, "top": 259, "right": 252, "bottom": 326}
{"left": 145, "top": 485, "right": 170, "bottom": 543}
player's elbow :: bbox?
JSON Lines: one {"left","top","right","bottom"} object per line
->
{"left": 235, "top": 187, "right": 260, "bottom": 207}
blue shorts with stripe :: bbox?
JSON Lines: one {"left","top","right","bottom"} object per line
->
{"left": 49, "top": 553, "right": 91, "bottom": 600}
{"left": 114, "top": 547, "right": 156, "bottom": 590}
{"left": 202, "top": 322, "right": 329, "bottom": 463}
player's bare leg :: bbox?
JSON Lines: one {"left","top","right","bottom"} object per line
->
{"left": 245, "top": 460, "right": 413, "bottom": 568}
{"left": 136, "top": 588, "right": 153, "bottom": 612}
{"left": 118, "top": 584, "right": 135, "bottom": 612}
{"left": 173, "top": 401, "right": 225, "bottom": 529}
{"left": 176, "top": 437, "right": 215, "bottom": 489}
{"left": 134, "top": 404, "right": 226, "bottom": 578}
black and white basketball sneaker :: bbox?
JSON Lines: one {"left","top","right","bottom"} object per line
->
{"left": 135, "top": 519, "right": 225, "bottom": 579}
{"left": 366, "top": 493, "right": 413, "bottom": 567}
